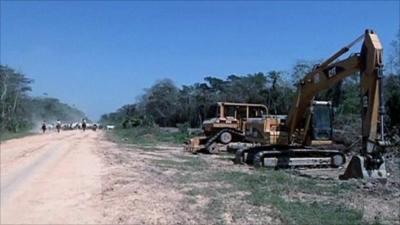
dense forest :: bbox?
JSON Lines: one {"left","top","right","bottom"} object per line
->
{"left": 100, "top": 32, "right": 400, "bottom": 133}
{"left": 0, "top": 65, "right": 85, "bottom": 134}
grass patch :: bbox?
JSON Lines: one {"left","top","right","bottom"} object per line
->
{"left": 152, "top": 155, "right": 209, "bottom": 172}
{"left": 204, "top": 170, "right": 362, "bottom": 225}
{"left": 0, "top": 129, "right": 34, "bottom": 142}
{"left": 116, "top": 127, "right": 365, "bottom": 224}
{"left": 108, "top": 126, "right": 194, "bottom": 147}
{"left": 208, "top": 169, "right": 354, "bottom": 195}
{"left": 277, "top": 200, "right": 363, "bottom": 225}
{"left": 204, "top": 198, "right": 225, "bottom": 224}
{"left": 153, "top": 155, "right": 363, "bottom": 225}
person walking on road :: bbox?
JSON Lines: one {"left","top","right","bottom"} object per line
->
{"left": 82, "top": 119, "right": 87, "bottom": 132}
{"left": 41, "top": 121, "right": 47, "bottom": 133}
{"left": 56, "top": 119, "right": 62, "bottom": 133}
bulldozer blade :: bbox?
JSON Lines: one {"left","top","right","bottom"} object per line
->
{"left": 339, "top": 155, "right": 387, "bottom": 181}
{"left": 184, "top": 136, "right": 208, "bottom": 153}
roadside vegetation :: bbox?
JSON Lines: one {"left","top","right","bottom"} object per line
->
{"left": 107, "top": 125, "right": 195, "bottom": 147}
{"left": 104, "top": 123, "right": 399, "bottom": 224}
{"left": 0, "top": 65, "right": 86, "bottom": 139}
{"left": 104, "top": 111, "right": 399, "bottom": 225}
{"left": 152, "top": 154, "right": 360, "bottom": 225}
{"left": 102, "top": 140, "right": 398, "bottom": 225}
{"left": 0, "top": 128, "right": 35, "bottom": 142}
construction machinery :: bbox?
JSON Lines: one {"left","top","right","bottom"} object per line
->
{"left": 235, "top": 29, "right": 388, "bottom": 180}
{"left": 185, "top": 102, "right": 268, "bottom": 153}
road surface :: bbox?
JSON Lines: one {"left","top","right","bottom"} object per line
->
{"left": 1, "top": 130, "right": 103, "bottom": 224}
{"left": 0, "top": 130, "right": 195, "bottom": 224}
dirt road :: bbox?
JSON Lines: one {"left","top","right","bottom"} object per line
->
{"left": 1, "top": 130, "right": 103, "bottom": 224}
{"left": 0, "top": 130, "right": 196, "bottom": 224}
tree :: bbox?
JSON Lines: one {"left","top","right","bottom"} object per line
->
{"left": 385, "top": 29, "right": 400, "bottom": 128}
{"left": 266, "top": 71, "right": 294, "bottom": 114}
{"left": 1, "top": 65, "right": 85, "bottom": 133}
{"left": 291, "top": 60, "right": 316, "bottom": 86}
{"left": 142, "top": 79, "right": 179, "bottom": 126}
{"left": 385, "top": 75, "right": 400, "bottom": 127}
{"left": 388, "top": 30, "right": 400, "bottom": 75}
{"left": 0, "top": 66, "right": 33, "bottom": 132}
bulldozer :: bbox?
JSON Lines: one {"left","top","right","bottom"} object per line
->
{"left": 235, "top": 29, "right": 389, "bottom": 180}
{"left": 185, "top": 102, "right": 268, "bottom": 153}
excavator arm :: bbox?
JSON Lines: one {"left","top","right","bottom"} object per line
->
{"left": 287, "top": 53, "right": 360, "bottom": 143}
{"left": 287, "top": 29, "right": 387, "bottom": 180}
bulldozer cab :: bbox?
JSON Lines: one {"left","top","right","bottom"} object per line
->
{"left": 206, "top": 104, "right": 219, "bottom": 119}
{"left": 205, "top": 102, "right": 267, "bottom": 120}
{"left": 202, "top": 102, "right": 268, "bottom": 135}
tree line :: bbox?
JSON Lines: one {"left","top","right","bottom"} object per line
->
{"left": 100, "top": 32, "right": 400, "bottom": 131}
{"left": 100, "top": 69, "right": 400, "bottom": 130}
{"left": 0, "top": 65, "right": 85, "bottom": 133}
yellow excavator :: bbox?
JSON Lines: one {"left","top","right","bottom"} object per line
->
{"left": 235, "top": 29, "right": 388, "bottom": 180}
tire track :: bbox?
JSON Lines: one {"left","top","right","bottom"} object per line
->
{"left": 1, "top": 140, "right": 74, "bottom": 205}
{"left": 0, "top": 130, "right": 102, "bottom": 224}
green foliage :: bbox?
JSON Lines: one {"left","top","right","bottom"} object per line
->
{"left": 27, "top": 97, "right": 85, "bottom": 122}
{"left": 102, "top": 55, "right": 400, "bottom": 134}
{"left": 385, "top": 29, "right": 400, "bottom": 128}
{"left": 0, "top": 65, "right": 85, "bottom": 134}
{"left": 176, "top": 122, "right": 190, "bottom": 134}
{"left": 141, "top": 79, "right": 180, "bottom": 126}
{"left": 0, "top": 128, "right": 34, "bottom": 141}
{"left": 101, "top": 72, "right": 296, "bottom": 128}
{"left": 109, "top": 126, "right": 193, "bottom": 146}
{"left": 154, "top": 155, "right": 363, "bottom": 225}
{"left": 291, "top": 60, "right": 317, "bottom": 85}
{"left": 385, "top": 74, "right": 400, "bottom": 127}
{"left": 388, "top": 30, "right": 400, "bottom": 75}
{"left": 0, "top": 65, "right": 33, "bottom": 132}
{"left": 337, "top": 76, "right": 361, "bottom": 114}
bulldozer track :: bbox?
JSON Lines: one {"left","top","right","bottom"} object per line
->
{"left": 204, "top": 128, "right": 244, "bottom": 153}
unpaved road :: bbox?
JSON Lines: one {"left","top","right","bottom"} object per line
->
{"left": 0, "top": 130, "right": 199, "bottom": 225}
{"left": 1, "top": 130, "right": 103, "bottom": 224}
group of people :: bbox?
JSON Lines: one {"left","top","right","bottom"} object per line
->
{"left": 41, "top": 119, "right": 88, "bottom": 133}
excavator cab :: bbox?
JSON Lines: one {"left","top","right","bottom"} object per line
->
{"left": 310, "top": 101, "right": 333, "bottom": 142}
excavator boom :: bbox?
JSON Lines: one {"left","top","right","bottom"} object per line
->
{"left": 287, "top": 54, "right": 361, "bottom": 143}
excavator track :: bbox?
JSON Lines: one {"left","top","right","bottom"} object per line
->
{"left": 234, "top": 146, "right": 264, "bottom": 164}
{"left": 235, "top": 145, "right": 345, "bottom": 168}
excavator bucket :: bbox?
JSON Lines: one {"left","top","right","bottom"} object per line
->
{"left": 339, "top": 155, "right": 387, "bottom": 181}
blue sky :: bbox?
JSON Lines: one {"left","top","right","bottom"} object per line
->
{"left": 1, "top": 1, "right": 399, "bottom": 120}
